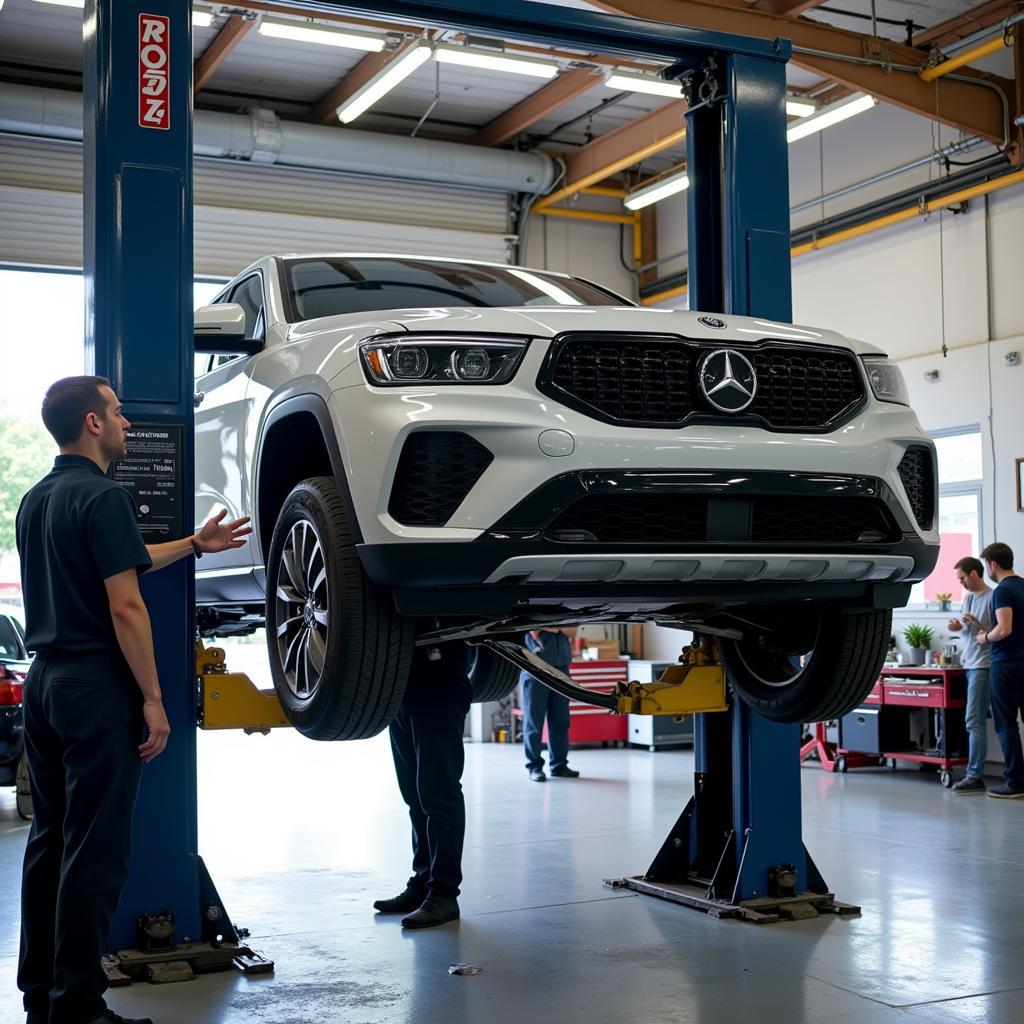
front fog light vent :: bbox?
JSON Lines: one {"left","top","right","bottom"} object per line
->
{"left": 388, "top": 432, "right": 494, "bottom": 527}
{"left": 898, "top": 445, "right": 936, "bottom": 531}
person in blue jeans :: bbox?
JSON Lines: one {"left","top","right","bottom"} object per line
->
{"left": 521, "top": 628, "right": 580, "bottom": 782}
{"left": 947, "top": 556, "right": 994, "bottom": 793}
{"left": 977, "top": 542, "right": 1024, "bottom": 798}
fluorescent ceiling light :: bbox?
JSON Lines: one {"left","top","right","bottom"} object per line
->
{"left": 434, "top": 44, "right": 559, "bottom": 79}
{"left": 624, "top": 170, "right": 689, "bottom": 211}
{"left": 787, "top": 92, "right": 877, "bottom": 143}
{"left": 606, "top": 71, "right": 684, "bottom": 99}
{"left": 192, "top": 10, "right": 213, "bottom": 29}
{"left": 337, "top": 42, "right": 433, "bottom": 123}
{"left": 785, "top": 97, "right": 817, "bottom": 118}
{"left": 258, "top": 16, "right": 385, "bottom": 52}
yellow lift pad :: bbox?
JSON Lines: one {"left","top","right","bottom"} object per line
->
{"left": 615, "top": 639, "right": 729, "bottom": 717}
{"left": 196, "top": 641, "right": 291, "bottom": 733}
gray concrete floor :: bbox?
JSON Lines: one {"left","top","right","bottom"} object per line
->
{"left": 3, "top": 707, "right": 1024, "bottom": 1023}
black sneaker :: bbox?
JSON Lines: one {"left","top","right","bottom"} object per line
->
{"left": 401, "top": 895, "right": 460, "bottom": 929}
{"left": 529, "top": 768, "right": 546, "bottom": 782}
{"left": 374, "top": 879, "right": 427, "bottom": 914}
{"left": 551, "top": 766, "right": 580, "bottom": 778}
{"left": 86, "top": 1011, "right": 154, "bottom": 1024}
{"left": 987, "top": 784, "right": 1024, "bottom": 799}
{"left": 951, "top": 776, "right": 986, "bottom": 794}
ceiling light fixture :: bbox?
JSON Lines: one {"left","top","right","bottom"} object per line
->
{"left": 192, "top": 10, "right": 213, "bottom": 29}
{"left": 785, "top": 97, "right": 817, "bottom": 118}
{"left": 258, "top": 16, "right": 385, "bottom": 52}
{"left": 336, "top": 41, "right": 433, "bottom": 124}
{"left": 605, "top": 71, "right": 684, "bottom": 99}
{"left": 787, "top": 92, "right": 877, "bottom": 143}
{"left": 624, "top": 169, "right": 690, "bottom": 211}
{"left": 433, "top": 44, "right": 559, "bottom": 79}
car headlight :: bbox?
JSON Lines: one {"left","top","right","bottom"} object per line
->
{"left": 359, "top": 334, "right": 529, "bottom": 386}
{"left": 861, "top": 357, "right": 910, "bottom": 406}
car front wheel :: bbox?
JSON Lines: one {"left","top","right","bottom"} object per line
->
{"left": 266, "top": 477, "right": 414, "bottom": 740}
{"left": 717, "top": 606, "right": 891, "bottom": 723}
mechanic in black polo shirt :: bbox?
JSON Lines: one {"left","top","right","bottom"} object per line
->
{"left": 15, "top": 376, "right": 251, "bottom": 1024}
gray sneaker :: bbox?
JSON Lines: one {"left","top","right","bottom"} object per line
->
{"left": 951, "top": 776, "right": 986, "bottom": 794}
{"left": 987, "top": 784, "right": 1024, "bottom": 799}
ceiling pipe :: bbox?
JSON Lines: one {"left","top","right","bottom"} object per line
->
{"left": 0, "top": 82, "right": 558, "bottom": 195}
{"left": 921, "top": 12, "right": 1023, "bottom": 82}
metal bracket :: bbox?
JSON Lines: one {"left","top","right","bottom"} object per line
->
{"left": 679, "top": 56, "right": 725, "bottom": 115}
{"left": 196, "top": 641, "right": 290, "bottom": 732}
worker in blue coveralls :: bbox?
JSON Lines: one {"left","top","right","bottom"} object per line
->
{"left": 521, "top": 628, "right": 580, "bottom": 782}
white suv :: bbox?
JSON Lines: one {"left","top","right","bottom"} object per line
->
{"left": 193, "top": 253, "right": 939, "bottom": 740}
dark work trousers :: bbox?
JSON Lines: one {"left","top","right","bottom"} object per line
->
{"left": 388, "top": 657, "right": 472, "bottom": 900}
{"left": 522, "top": 678, "right": 571, "bottom": 772}
{"left": 19, "top": 652, "right": 143, "bottom": 1024}
{"left": 990, "top": 660, "right": 1024, "bottom": 790}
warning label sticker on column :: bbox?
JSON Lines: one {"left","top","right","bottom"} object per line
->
{"left": 110, "top": 425, "right": 184, "bottom": 540}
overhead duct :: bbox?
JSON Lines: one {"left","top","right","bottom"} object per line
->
{"left": 0, "top": 82, "right": 558, "bottom": 195}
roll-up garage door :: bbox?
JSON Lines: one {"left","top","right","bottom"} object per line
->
{"left": 0, "top": 137, "right": 513, "bottom": 276}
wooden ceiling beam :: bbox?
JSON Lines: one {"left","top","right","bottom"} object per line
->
{"left": 472, "top": 66, "right": 604, "bottom": 147}
{"left": 194, "top": 15, "right": 253, "bottom": 94}
{"left": 592, "top": 0, "right": 1012, "bottom": 144}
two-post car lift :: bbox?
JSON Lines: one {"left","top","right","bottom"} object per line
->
{"left": 83, "top": 0, "right": 854, "bottom": 974}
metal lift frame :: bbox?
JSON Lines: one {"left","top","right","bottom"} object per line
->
{"left": 83, "top": 0, "right": 822, "bottom": 950}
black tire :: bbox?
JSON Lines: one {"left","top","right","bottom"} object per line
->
{"left": 266, "top": 477, "right": 414, "bottom": 740}
{"left": 467, "top": 645, "right": 521, "bottom": 704}
{"left": 15, "top": 752, "right": 32, "bottom": 821}
{"left": 718, "top": 606, "right": 892, "bottom": 724}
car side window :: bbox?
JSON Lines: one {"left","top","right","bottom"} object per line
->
{"left": 230, "top": 275, "right": 266, "bottom": 342}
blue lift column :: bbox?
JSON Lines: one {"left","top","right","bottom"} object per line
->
{"left": 83, "top": 0, "right": 223, "bottom": 950}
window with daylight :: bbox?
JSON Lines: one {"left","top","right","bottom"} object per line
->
{"left": 909, "top": 428, "right": 984, "bottom": 607}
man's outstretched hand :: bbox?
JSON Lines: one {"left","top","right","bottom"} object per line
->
{"left": 195, "top": 509, "right": 253, "bottom": 554}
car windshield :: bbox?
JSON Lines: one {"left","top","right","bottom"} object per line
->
{"left": 284, "top": 257, "right": 628, "bottom": 321}
{"left": 0, "top": 617, "right": 24, "bottom": 660}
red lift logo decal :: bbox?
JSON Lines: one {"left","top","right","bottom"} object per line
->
{"left": 138, "top": 14, "right": 170, "bottom": 130}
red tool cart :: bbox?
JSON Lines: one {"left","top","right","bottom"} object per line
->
{"left": 837, "top": 667, "right": 968, "bottom": 787}
{"left": 511, "top": 660, "right": 629, "bottom": 746}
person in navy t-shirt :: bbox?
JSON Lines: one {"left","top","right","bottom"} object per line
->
{"left": 977, "top": 542, "right": 1024, "bottom": 798}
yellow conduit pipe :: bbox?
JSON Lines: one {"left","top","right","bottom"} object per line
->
{"left": 535, "top": 207, "right": 636, "bottom": 225}
{"left": 641, "top": 167, "right": 1024, "bottom": 305}
{"left": 920, "top": 34, "right": 1012, "bottom": 82}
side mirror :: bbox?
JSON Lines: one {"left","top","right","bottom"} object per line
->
{"left": 194, "top": 303, "right": 263, "bottom": 355}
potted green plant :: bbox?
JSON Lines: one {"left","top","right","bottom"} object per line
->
{"left": 902, "top": 624, "right": 934, "bottom": 666}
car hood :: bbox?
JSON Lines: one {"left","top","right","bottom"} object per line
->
{"left": 307, "top": 305, "right": 885, "bottom": 357}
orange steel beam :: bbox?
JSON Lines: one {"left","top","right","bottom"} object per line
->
{"left": 472, "top": 67, "right": 604, "bottom": 147}
{"left": 914, "top": 0, "right": 1020, "bottom": 49}
{"left": 754, "top": 0, "right": 831, "bottom": 17}
{"left": 194, "top": 15, "right": 253, "bottom": 94}
{"left": 310, "top": 37, "right": 421, "bottom": 125}
{"left": 536, "top": 99, "right": 687, "bottom": 210}
{"left": 593, "top": 0, "right": 1012, "bottom": 144}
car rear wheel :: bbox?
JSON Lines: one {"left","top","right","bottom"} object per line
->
{"left": 266, "top": 477, "right": 414, "bottom": 740}
{"left": 468, "top": 645, "right": 521, "bottom": 703}
{"left": 717, "top": 606, "right": 891, "bottom": 723}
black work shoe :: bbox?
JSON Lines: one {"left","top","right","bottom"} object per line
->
{"left": 987, "top": 784, "right": 1024, "bottom": 799}
{"left": 86, "top": 1010, "right": 155, "bottom": 1024}
{"left": 551, "top": 766, "right": 580, "bottom": 778}
{"left": 374, "top": 881, "right": 427, "bottom": 914}
{"left": 951, "top": 776, "right": 986, "bottom": 794}
{"left": 528, "top": 768, "right": 546, "bottom": 782}
{"left": 402, "top": 895, "right": 460, "bottom": 929}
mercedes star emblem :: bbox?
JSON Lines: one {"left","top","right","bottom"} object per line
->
{"left": 699, "top": 350, "right": 757, "bottom": 413}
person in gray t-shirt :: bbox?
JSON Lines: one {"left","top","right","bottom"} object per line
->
{"left": 947, "top": 556, "right": 995, "bottom": 792}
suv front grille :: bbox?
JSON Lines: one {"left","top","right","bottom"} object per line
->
{"left": 751, "top": 497, "right": 899, "bottom": 544}
{"left": 547, "top": 494, "right": 707, "bottom": 543}
{"left": 544, "top": 495, "right": 898, "bottom": 545}
{"left": 898, "top": 446, "right": 936, "bottom": 531}
{"left": 389, "top": 432, "right": 493, "bottom": 527}
{"left": 542, "top": 335, "right": 864, "bottom": 431}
